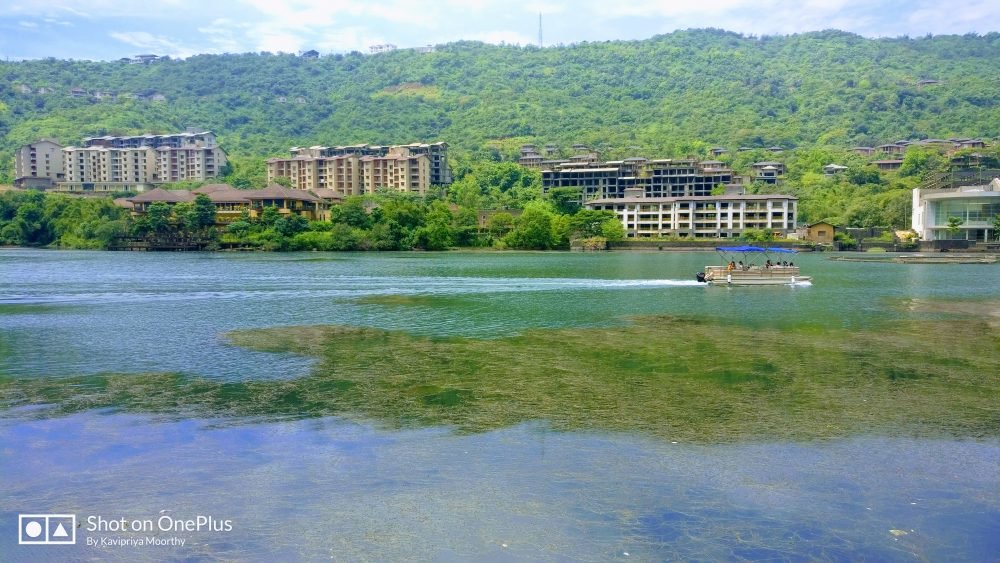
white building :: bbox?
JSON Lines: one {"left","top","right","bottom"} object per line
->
{"left": 56, "top": 130, "right": 227, "bottom": 193}
{"left": 585, "top": 190, "right": 798, "bottom": 239}
{"left": 912, "top": 178, "right": 1000, "bottom": 241}
{"left": 14, "top": 140, "right": 64, "bottom": 189}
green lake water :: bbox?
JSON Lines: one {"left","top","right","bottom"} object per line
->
{"left": 1, "top": 249, "right": 998, "bottom": 560}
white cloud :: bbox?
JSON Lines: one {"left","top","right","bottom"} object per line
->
{"left": 4, "top": 0, "right": 1000, "bottom": 61}
{"left": 254, "top": 31, "right": 304, "bottom": 54}
{"left": 197, "top": 18, "right": 251, "bottom": 53}
{"left": 109, "top": 31, "right": 197, "bottom": 57}
{"left": 315, "top": 27, "right": 387, "bottom": 53}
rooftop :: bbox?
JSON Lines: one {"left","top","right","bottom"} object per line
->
{"left": 587, "top": 194, "right": 797, "bottom": 205}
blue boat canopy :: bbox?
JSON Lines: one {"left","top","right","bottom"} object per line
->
{"left": 716, "top": 246, "right": 798, "bottom": 253}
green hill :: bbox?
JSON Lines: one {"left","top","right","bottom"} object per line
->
{"left": 2, "top": 29, "right": 998, "bottom": 173}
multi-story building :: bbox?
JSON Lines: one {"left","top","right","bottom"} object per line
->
{"left": 55, "top": 130, "right": 226, "bottom": 193}
{"left": 542, "top": 158, "right": 734, "bottom": 201}
{"left": 266, "top": 142, "right": 448, "bottom": 196}
{"left": 14, "top": 140, "right": 65, "bottom": 189}
{"left": 586, "top": 188, "right": 798, "bottom": 239}
{"left": 396, "top": 142, "right": 450, "bottom": 185}
{"left": 62, "top": 146, "right": 159, "bottom": 191}
{"left": 360, "top": 147, "right": 430, "bottom": 194}
{"left": 912, "top": 178, "right": 1000, "bottom": 242}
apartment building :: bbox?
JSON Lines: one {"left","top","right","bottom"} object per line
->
{"left": 542, "top": 158, "right": 734, "bottom": 200}
{"left": 396, "top": 142, "right": 451, "bottom": 185}
{"left": 14, "top": 140, "right": 65, "bottom": 189}
{"left": 62, "top": 146, "right": 159, "bottom": 192}
{"left": 586, "top": 189, "right": 798, "bottom": 239}
{"left": 266, "top": 142, "right": 447, "bottom": 195}
{"left": 55, "top": 130, "right": 227, "bottom": 192}
{"left": 360, "top": 148, "right": 430, "bottom": 194}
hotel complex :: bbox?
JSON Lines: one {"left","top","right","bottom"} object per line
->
{"left": 542, "top": 157, "right": 734, "bottom": 200}
{"left": 266, "top": 142, "right": 450, "bottom": 196}
{"left": 537, "top": 150, "right": 798, "bottom": 239}
{"left": 586, "top": 187, "right": 798, "bottom": 239}
{"left": 15, "top": 130, "right": 1000, "bottom": 244}
{"left": 15, "top": 130, "right": 227, "bottom": 193}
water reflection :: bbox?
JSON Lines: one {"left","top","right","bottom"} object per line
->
{"left": 2, "top": 250, "right": 999, "bottom": 560}
{"left": 0, "top": 414, "right": 997, "bottom": 560}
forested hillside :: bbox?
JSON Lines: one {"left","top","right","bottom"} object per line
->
{"left": 2, "top": 28, "right": 999, "bottom": 179}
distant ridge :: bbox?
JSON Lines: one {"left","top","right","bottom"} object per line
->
{"left": 1, "top": 28, "right": 998, "bottom": 180}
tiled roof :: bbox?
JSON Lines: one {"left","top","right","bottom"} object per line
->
{"left": 245, "top": 184, "right": 322, "bottom": 202}
{"left": 127, "top": 188, "right": 195, "bottom": 203}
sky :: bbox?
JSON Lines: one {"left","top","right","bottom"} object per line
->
{"left": 1, "top": 0, "right": 998, "bottom": 61}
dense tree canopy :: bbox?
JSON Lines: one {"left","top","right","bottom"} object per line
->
{"left": 2, "top": 29, "right": 998, "bottom": 180}
{"left": 2, "top": 29, "right": 999, "bottom": 246}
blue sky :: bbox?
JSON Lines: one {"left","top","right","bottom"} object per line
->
{"left": 1, "top": 0, "right": 998, "bottom": 61}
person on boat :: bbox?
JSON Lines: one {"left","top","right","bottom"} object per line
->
{"left": 738, "top": 261, "right": 746, "bottom": 270}
{"left": 727, "top": 261, "right": 736, "bottom": 271}
{"left": 765, "top": 260, "right": 773, "bottom": 268}
{"left": 789, "top": 261, "right": 794, "bottom": 267}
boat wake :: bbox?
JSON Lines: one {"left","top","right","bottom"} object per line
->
{"left": 0, "top": 277, "right": 704, "bottom": 306}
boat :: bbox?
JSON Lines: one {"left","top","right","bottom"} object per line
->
{"left": 696, "top": 246, "right": 811, "bottom": 286}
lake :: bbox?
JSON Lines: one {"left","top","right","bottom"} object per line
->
{"left": 1, "top": 249, "right": 998, "bottom": 560}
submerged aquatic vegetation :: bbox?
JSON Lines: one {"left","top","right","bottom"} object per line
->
{"left": 2, "top": 307, "right": 997, "bottom": 443}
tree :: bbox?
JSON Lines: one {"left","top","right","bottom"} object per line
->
{"left": 547, "top": 187, "right": 582, "bottom": 215}
{"left": 502, "top": 201, "right": 555, "bottom": 249}
{"left": 411, "top": 202, "right": 454, "bottom": 250}
{"left": 991, "top": 214, "right": 1000, "bottom": 241}
{"left": 275, "top": 214, "right": 309, "bottom": 237}
{"left": 227, "top": 220, "right": 252, "bottom": 238}
{"left": 331, "top": 197, "right": 371, "bottom": 229}
{"left": 740, "top": 228, "right": 774, "bottom": 242}
{"left": 189, "top": 194, "right": 218, "bottom": 232}
{"left": 946, "top": 215, "right": 965, "bottom": 239}
{"left": 146, "top": 202, "right": 173, "bottom": 234}
{"left": 259, "top": 205, "right": 282, "bottom": 228}
{"left": 600, "top": 218, "right": 626, "bottom": 241}
{"left": 568, "top": 209, "right": 617, "bottom": 239}
{"left": 485, "top": 211, "right": 514, "bottom": 239}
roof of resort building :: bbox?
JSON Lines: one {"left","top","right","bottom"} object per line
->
{"left": 193, "top": 184, "right": 250, "bottom": 203}
{"left": 192, "top": 183, "right": 236, "bottom": 194}
{"left": 127, "top": 188, "right": 195, "bottom": 203}
{"left": 246, "top": 184, "right": 323, "bottom": 202}
{"left": 309, "top": 188, "right": 344, "bottom": 200}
